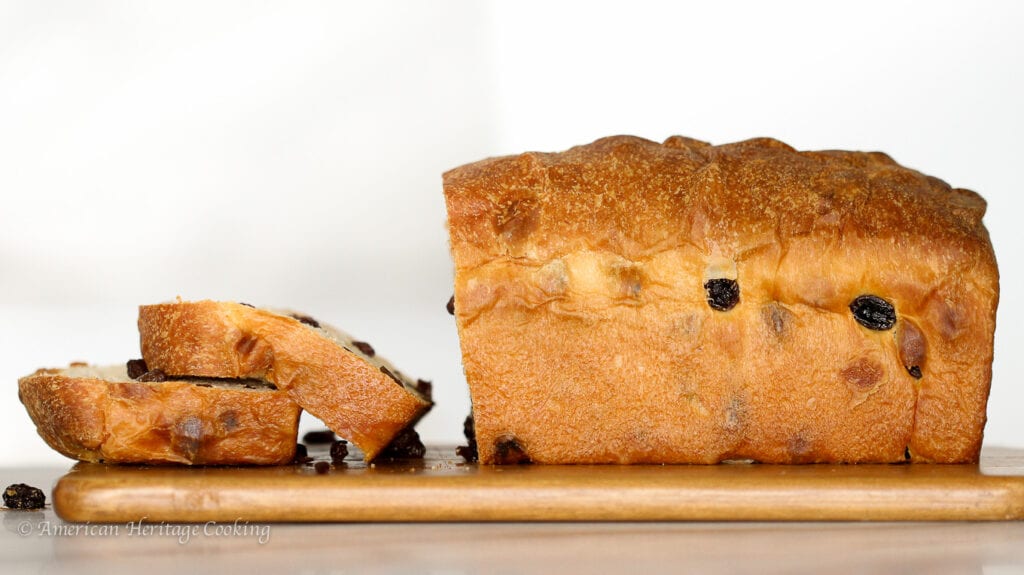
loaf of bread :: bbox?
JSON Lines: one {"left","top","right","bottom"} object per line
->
{"left": 18, "top": 364, "right": 300, "bottom": 465}
{"left": 443, "top": 135, "right": 998, "bottom": 464}
{"left": 138, "top": 300, "right": 432, "bottom": 461}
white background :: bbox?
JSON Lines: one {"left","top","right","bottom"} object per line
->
{"left": 1, "top": 1, "right": 1021, "bottom": 466}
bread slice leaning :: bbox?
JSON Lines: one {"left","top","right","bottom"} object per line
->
{"left": 18, "top": 364, "right": 301, "bottom": 465}
{"left": 138, "top": 300, "right": 432, "bottom": 461}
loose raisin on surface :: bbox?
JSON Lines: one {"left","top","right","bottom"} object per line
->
{"left": 330, "top": 440, "right": 349, "bottom": 463}
{"left": 493, "top": 435, "right": 531, "bottom": 465}
{"left": 137, "top": 369, "right": 167, "bottom": 382}
{"left": 376, "top": 428, "right": 426, "bottom": 460}
{"left": 126, "top": 359, "right": 148, "bottom": 380}
{"left": 314, "top": 461, "right": 331, "bottom": 475}
{"left": 4, "top": 483, "right": 45, "bottom": 510}
{"left": 446, "top": 295, "right": 455, "bottom": 316}
{"left": 352, "top": 340, "right": 375, "bottom": 357}
{"left": 302, "top": 429, "right": 336, "bottom": 444}
{"left": 291, "top": 314, "right": 321, "bottom": 328}
{"left": 850, "top": 295, "right": 896, "bottom": 330}
{"left": 293, "top": 444, "right": 313, "bottom": 464}
{"left": 704, "top": 278, "right": 740, "bottom": 311}
{"left": 455, "top": 445, "right": 478, "bottom": 462}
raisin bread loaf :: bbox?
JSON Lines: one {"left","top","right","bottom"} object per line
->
{"left": 443, "top": 135, "right": 998, "bottom": 464}
{"left": 18, "top": 364, "right": 300, "bottom": 465}
{"left": 138, "top": 300, "right": 432, "bottom": 461}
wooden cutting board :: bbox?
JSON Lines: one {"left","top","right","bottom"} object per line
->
{"left": 53, "top": 446, "right": 1024, "bottom": 523}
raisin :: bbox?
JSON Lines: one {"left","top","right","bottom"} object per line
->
{"left": 463, "top": 413, "right": 476, "bottom": 443}
{"left": 704, "top": 278, "right": 740, "bottom": 311}
{"left": 302, "top": 429, "right": 336, "bottom": 444}
{"left": 457, "top": 414, "right": 478, "bottom": 462}
{"left": 456, "top": 444, "right": 478, "bottom": 462}
{"left": 293, "top": 444, "right": 313, "bottom": 464}
{"left": 493, "top": 435, "right": 531, "bottom": 465}
{"left": 314, "top": 461, "right": 331, "bottom": 475}
{"left": 380, "top": 366, "right": 403, "bottom": 387}
{"left": 126, "top": 359, "right": 148, "bottom": 380}
{"left": 850, "top": 295, "right": 896, "bottom": 330}
{"left": 3, "top": 483, "right": 45, "bottom": 510}
{"left": 907, "top": 366, "right": 922, "bottom": 379}
{"left": 376, "top": 428, "right": 426, "bottom": 460}
{"left": 446, "top": 295, "right": 455, "bottom": 316}
{"left": 330, "top": 440, "right": 349, "bottom": 463}
{"left": 352, "top": 340, "right": 375, "bottom": 357}
{"left": 415, "top": 379, "right": 433, "bottom": 400}
{"left": 137, "top": 369, "right": 167, "bottom": 382}
{"left": 291, "top": 314, "right": 321, "bottom": 328}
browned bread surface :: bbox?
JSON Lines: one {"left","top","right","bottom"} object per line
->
{"left": 444, "top": 135, "right": 998, "bottom": 464}
{"left": 18, "top": 364, "right": 300, "bottom": 465}
{"left": 138, "top": 301, "right": 432, "bottom": 461}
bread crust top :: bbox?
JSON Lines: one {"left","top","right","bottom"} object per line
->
{"left": 444, "top": 135, "right": 993, "bottom": 270}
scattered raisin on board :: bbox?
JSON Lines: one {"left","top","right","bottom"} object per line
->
{"left": 330, "top": 440, "right": 349, "bottom": 463}
{"left": 376, "top": 428, "right": 425, "bottom": 460}
{"left": 293, "top": 444, "right": 313, "bottom": 464}
{"left": 3, "top": 484, "right": 45, "bottom": 510}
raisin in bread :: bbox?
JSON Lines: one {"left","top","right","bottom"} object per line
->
{"left": 18, "top": 364, "right": 300, "bottom": 465}
{"left": 443, "top": 135, "right": 998, "bottom": 464}
{"left": 137, "top": 300, "right": 432, "bottom": 461}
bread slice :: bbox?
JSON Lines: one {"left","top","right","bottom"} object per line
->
{"left": 18, "top": 364, "right": 300, "bottom": 465}
{"left": 443, "top": 135, "right": 998, "bottom": 464}
{"left": 137, "top": 300, "right": 432, "bottom": 461}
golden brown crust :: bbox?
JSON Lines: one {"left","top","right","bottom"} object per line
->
{"left": 138, "top": 301, "right": 432, "bottom": 461}
{"left": 444, "top": 135, "right": 998, "bottom": 464}
{"left": 18, "top": 366, "right": 300, "bottom": 465}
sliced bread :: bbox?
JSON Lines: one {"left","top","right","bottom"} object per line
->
{"left": 138, "top": 300, "right": 432, "bottom": 461}
{"left": 18, "top": 363, "right": 301, "bottom": 465}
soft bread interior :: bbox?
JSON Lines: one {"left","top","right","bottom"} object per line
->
{"left": 63, "top": 364, "right": 277, "bottom": 391}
